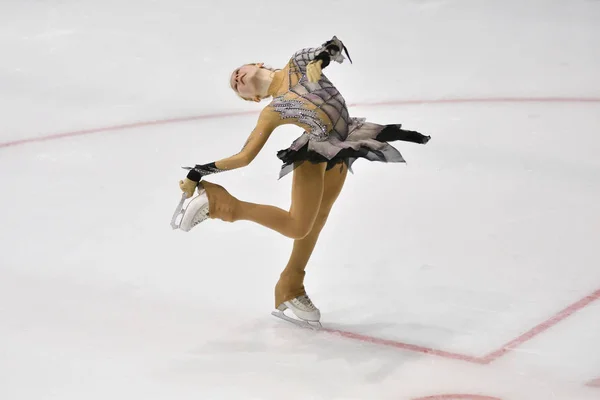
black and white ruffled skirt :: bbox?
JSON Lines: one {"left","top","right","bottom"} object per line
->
{"left": 276, "top": 117, "right": 429, "bottom": 179}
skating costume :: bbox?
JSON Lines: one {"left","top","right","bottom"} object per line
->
{"left": 179, "top": 36, "right": 430, "bottom": 324}
{"left": 186, "top": 36, "right": 429, "bottom": 181}
{"left": 270, "top": 36, "right": 428, "bottom": 178}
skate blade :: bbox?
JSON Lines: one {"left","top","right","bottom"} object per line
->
{"left": 271, "top": 310, "right": 322, "bottom": 331}
{"left": 170, "top": 189, "right": 206, "bottom": 231}
{"left": 170, "top": 193, "right": 188, "bottom": 230}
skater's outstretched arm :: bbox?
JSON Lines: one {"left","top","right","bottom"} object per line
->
{"left": 179, "top": 108, "right": 280, "bottom": 196}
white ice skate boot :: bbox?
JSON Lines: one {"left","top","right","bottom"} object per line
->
{"left": 271, "top": 294, "right": 322, "bottom": 330}
{"left": 170, "top": 189, "right": 210, "bottom": 231}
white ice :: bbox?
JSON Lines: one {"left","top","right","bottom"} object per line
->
{"left": 1, "top": 1, "right": 600, "bottom": 399}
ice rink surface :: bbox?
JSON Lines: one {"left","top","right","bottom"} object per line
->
{"left": 1, "top": 1, "right": 600, "bottom": 399}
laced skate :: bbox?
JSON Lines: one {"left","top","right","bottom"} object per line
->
{"left": 170, "top": 188, "right": 210, "bottom": 231}
{"left": 271, "top": 294, "right": 322, "bottom": 330}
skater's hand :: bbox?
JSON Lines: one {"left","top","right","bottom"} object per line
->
{"left": 306, "top": 59, "right": 323, "bottom": 83}
{"left": 179, "top": 177, "right": 198, "bottom": 198}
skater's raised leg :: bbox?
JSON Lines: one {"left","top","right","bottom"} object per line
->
{"left": 201, "top": 161, "right": 326, "bottom": 239}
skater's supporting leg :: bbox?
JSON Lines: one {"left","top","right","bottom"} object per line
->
{"left": 201, "top": 161, "right": 327, "bottom": 239}
{"left": 275, "top": 162, "right": 348, "bottom": 307}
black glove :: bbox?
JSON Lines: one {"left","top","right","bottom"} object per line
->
{"left": 184, "top": 162, "right": 223, "bottom": 182}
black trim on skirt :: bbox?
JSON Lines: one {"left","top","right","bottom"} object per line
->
{"left": 277, "top": 124, "right": 430, "bottom": 171}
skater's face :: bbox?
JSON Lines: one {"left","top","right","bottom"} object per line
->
{"left": 230, "top": 63, "right": 263, "bottom": 102}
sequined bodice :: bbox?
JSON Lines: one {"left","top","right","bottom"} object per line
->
{"left": 267, "top": 46, "right": 352, "bottom": 142}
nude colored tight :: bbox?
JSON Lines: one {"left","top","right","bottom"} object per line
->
{"left": 200, "top": 161, "right": 348, "bottom": 308}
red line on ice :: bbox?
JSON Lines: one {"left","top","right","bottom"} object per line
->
{"left": 4, "top": 95, "right": 599, "bottom": 366}
{"left": 412, "top": 395, "right": 502, "bottom": 400}
{"left": 0, "top": 110, "right": 258, "bottom": 149}
{"left": 323, "top": 288, "right": 600, "bottom": 365}
{"left": 587, "top": 378, "right": 600, "bottom": 388}
{"left": 2, "top": 96, "right": 600, "bottom": 149}
{"left": 480, "top": 289, "right": 600, "bottom": 364}
{"left": 323, "top": 329, "right": 486, "bottom": 364}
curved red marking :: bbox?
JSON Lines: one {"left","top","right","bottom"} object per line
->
{"left": 412, "top": 395, "right": 502, "bottom": 400}
{"left": 2, "top": 96, "right": 600, "bottom": 149}
{"left": 587, "top": 378, "right": 600, "bottom": 387}
{"left": 348, "top": 96, "right": 600, "bottom": 108}
{"left": 0, "top": 110, "right": 258, "bottom": 149}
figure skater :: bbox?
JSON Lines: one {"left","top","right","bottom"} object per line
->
{"left": 175, "top": 36, "right": 430, "bottom": 326}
